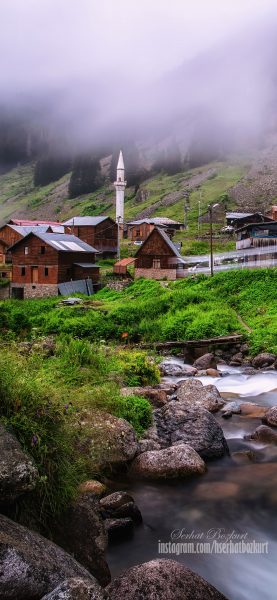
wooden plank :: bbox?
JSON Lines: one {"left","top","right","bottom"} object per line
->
{"left": 136, "top": 334, "right": 244, "bottom": 350}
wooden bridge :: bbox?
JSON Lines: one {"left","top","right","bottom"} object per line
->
{"left": 137, "top": 334, "right": 244, "bottom": 352}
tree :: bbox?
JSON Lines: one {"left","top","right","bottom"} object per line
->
{"left": 68, "top": 155, "right": 103, "bottom": 198}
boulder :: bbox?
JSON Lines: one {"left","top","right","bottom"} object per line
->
{"left": 0, "top": 514, "right": 100, "bottom": 600}
{"left": 252, "top": 352, "right": 276, "bottom": 369}
{"left": 139, "top": 424, "right": 162, "bottom": 453}
{"left": 221, "top": 401, "right": 241, "bottom": 417}
{"left": 0, "top": 424, "right": 38, "bottom": 504}
{"left": 176, "top": 379, "right": 224, "bottom": 413}
{"left": 193, "top": 353, "right": 217, "bottom": 370}
{"left": 246, "top": 425, "right": 277, "bottom": 445}
{"left": 54, "top": 494, "right": 110, "bottom": 586}
{"left": 105, "top": 558, "right": 228, "bottom": 600}
{"left": 229, "top": 352, "right": 243, "bottom": 365}
{"left": 239, "top": 403, "right": 267, "bottom": 418}
{"left": 120, "top": 386, "right": 167, "bottom": 407}
{"left": 41, "top": 577, "right": 104, "bottom": 599}
{"left": 100, "top": 491, "right": 142, "bottom": 524}
{"left": 160, "top": 361, "right": 197, "bottom": 377}
{"left": 157, "top": 401, "right": 229, "bottom": 459}
{"left": 129, "top": 444, "right": 206, "bottom": 480}
{"left": 263, "top": 406, "right": 277, "bottom": 427}
{"left": 82, "top": 412, "right": 139, "bottom": 472}
{"left": 155, "top": 382, "right": 178, "bottom": 395}
{"left": 78, "top": 480, "right": 107, "bottom": 497}
{"left": 206, "top": 368, "right": 221, "bottom": 377}
{"left": 104, "top": 518, "right": 134, "bottom": 542}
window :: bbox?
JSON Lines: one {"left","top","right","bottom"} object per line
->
{"left": 24, "top": 247, "right": 28, "bottom": 255}
{"left": 21, "top": 267, "right": 26, "bottom": 276}
{"left": 44, "top": 267, "right": 49, "bottom": 276}
{"left": 136, "top": 229, "right": 140, "bottom": 237}
{"left": 153, "top": 259, "right": 161, "bottom": 269}
{"left": 40, "top": 246, "right": 46, "bottom": 255}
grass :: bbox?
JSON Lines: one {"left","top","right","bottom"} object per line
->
{"left": 0, "top": 337, "right": 155, "bottom": 531}
{"left": 2, "top": 269, "right": 277, "bottom": 353}
{"left": 1, "top": 267, "right": 277, "bottom": 531}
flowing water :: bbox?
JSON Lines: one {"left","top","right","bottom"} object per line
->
{"left": 107, "top": 361, "right": 277, "bottom": 600}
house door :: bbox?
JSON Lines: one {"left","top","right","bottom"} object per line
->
{"left": 31, "top": 266, "right": 39, "bottom": 283}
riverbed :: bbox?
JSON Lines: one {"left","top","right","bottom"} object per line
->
{"left": 107, "top": 361, "right": 277, "bottom": 600}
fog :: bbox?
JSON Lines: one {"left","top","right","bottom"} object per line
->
{"left": 1, "top": 0, "right": 277, "bottom": 157}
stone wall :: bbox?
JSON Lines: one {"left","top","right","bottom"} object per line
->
{"left": 135, "top": 268, "right": 177, "bottom": 280}
{"left": 11, "top": 283, "right": 58, "bottom": 299}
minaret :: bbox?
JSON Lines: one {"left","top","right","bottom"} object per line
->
{"left": 114, "top": 150, "right": 126, "bottom": 238}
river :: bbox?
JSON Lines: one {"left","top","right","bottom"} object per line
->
{"left": 107, "top": 361, "right": 277, "bottom": 600}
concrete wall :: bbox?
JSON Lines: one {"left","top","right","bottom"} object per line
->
{"left": 11, "top": 283, "right": 58, "bottom": 299}
{"left": 135, "top": 268, "right": 177, "bottom": 280}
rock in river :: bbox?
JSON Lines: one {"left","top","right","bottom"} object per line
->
{"left": 129, "top": 444, "right": 206, "bottom": 480}
{"left": 246, "top": 424, "right": 277, "bottom": 445}
{"left": 41, "top": 577, "right": 105, "bottom": 599}
{"left": 263, "top": 406, "right": 277, "bottom": 427}
{"left": 0, "top": 514, "right": 101, "bottom": 600}
{"left": 0, "top": 424, "right": 38, "bottom": 504}
{"left": 176, "top": 379, "right": 225, "bottom": 413}
{"left": 251, "top": 352, "right": 276, "bottom": 369}
{"left": 105, "top": 558, "right": 228, "bottom": 600}
{"left": 54, "top": 493, "right": 110, "bottom": 586}
{"left": 193, "top": 352, "right": 217, "bottom": 370}
{"left": 156, "top": 401, "right": 229, "bottom": 459}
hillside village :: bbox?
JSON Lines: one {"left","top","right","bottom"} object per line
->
{"left": 0, "top": 152, "right": 277, "bottom": 299}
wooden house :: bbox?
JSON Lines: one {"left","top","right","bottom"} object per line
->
{"left": 236, "top": 221, "right": 277, "bottom": 249}
{"left": 127, "top": 218, "right": 183, "bottom": 242}
{"left": 0, "top": 223, "right": 65, "bottom": 263}
{"left": 226, "top": 212, "right": 273, "bottom": 230}
{"left": 9, "top": 232, "right": 99, "bottom": 299}
{"left": 134, "top": 227, "right": 186, "bottom": 280}
{"left": 0, "top": 238, "right": 9, "bottom": 264}
{"left": 63, "top": 216, "right": 117, "bottom": 256}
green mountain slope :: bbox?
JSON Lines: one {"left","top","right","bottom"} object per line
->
{"left": 0, "top": 159, "right": 247, "bottom": 228}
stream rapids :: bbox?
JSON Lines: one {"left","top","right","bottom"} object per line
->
{"left": 107, "top": 360, "right": 277, "bottom": 600}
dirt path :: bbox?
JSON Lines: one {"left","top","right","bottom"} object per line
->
{"left": 236, "top": 313, "right": 253, "bottom": 333}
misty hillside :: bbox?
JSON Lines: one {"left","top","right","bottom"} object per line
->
{"left": 1, "top": 144, "right": 277, "bottom": 229}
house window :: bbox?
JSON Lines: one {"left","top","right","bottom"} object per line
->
{"left": 24, "top": 247, "right": 29, "bottom": 255}
{"left": 40, "top": 246, "right": 46, "bottom": 254}
{"left": 153, "top": 259, "right": 161, "bottom": 269}
{"left": 136, "top": 229, "right": 140, "bottom": 237}
{"left": 44, "top": 267, "right": 49, "bottom": 276}
{"left": 21, "top": 267, "right": 26, "bottom": 276}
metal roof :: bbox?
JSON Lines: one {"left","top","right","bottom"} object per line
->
{"left": 236, "top": 221, "right": 277, "bottom": 232}
{"left": 74, "top": 262, "right": 99, "bottom": 268}
{"left": 9, "top": 225, "right": 50, "bottom": 235}
{"left": 127, "top": 217, "right": 182, "bottom": 226}
{"left": 9, "top": 232, "right": 99, "bottom": 253}
{"left": 226, "top": 212, "right": 261, "bottom": 219}
{"left": 63, "top": 216, "right": 109, "bottom": 226}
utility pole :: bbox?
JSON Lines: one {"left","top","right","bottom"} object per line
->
{"left": 184, "top": 191, "right": 190, "bottom": 230}
{"left": 198, "top": 191, "right": 202, "bottom": 237}
{"left": 208, "top": 203, "right": 219, "bottom": 276}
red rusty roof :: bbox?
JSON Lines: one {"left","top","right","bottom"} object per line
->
{"left": 9, "top": 219, "right": 61, "bottom": 226}
{"left": 114, "top": 257, "right": 136, "bottom": 266}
